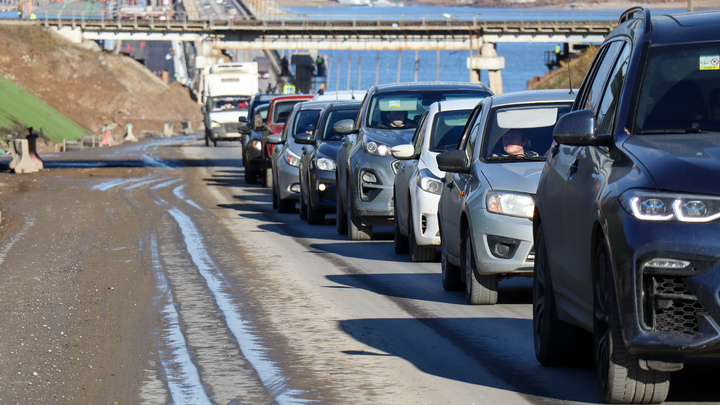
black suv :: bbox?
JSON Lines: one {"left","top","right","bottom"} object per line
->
{"left": 533, "top": 8, "right": 720, "bottom": 404}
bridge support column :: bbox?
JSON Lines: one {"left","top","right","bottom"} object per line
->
{"left": 467, "top": 43, "right": 505, "bottom": 94}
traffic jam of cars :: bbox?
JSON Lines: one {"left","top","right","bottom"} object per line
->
{"left": 230, "top": 8, "right": 720, "bottom": 404}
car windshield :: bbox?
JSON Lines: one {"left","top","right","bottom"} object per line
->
{"left": 430, "top": 109, "right": 472, "bottom": 152}
{"left": 322, "top": 109, "right": 360, "bottom": 141}
{"left": 272, "top": 100, "right": 303, "bottom": 124}
{"left": 636, "top": 42, "right": 720, "bottom": 134}
{"left": 366, "top": 90, "right": 489, "bottom": 130}
{"left": 211, "top": 96, "right": 249, "bottom": 112}
{"left": 481, "top": 103, "right": 573, "bottom": 161}
{"left": 291, "top": 110, "right": 321, "bottom": 139}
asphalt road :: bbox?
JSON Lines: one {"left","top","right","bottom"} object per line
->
{"left": 0, "top": 134, "right": 717, "bottom": 404}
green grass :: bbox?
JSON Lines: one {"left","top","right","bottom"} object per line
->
{"left": 0, "top": 74, "right": 90, "bottom": 143}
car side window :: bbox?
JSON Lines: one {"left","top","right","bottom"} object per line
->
{"left": 413, "top": 112, "right": 429, "bottom": 155}
{"left": 596, "top": 43, "right": 631, "bottom": 135}
{"left": 580, "top": 41, "right": 624, "bottom": 113}
{"left": 463, "top": 122, "right": 481, "bottom": 163}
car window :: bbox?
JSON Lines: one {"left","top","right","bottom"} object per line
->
{"left": 430, "top": 109, "right": 473, "bottom": 152}
{"left": 273, "top": 100, "right": 302, "bottom": 124}
{"left": 365, "top": 90, "right": 490, "bottom": 130}
{"left": 596, "top": 43, "right": 630, "bottom": 135}
{"left": 211, "top": 96, "right": 249, "bottom": 112}
{"left": 481, "top": 102, "right": 573, "bottom": 160}
{"left": 463, "top": 121, "right": 481, "bottom": 164}
{"left": 580, "top": 41, "right": 624, "bottom": 113}
{"left": 321, "top": 109, "right": 359, "bottom": 141}
{"left": 635, "top": 41, "right": 720, "bottom": 133}
{"left": 291, "top": 110, "right": 321, "bottom": 139}
{"left": 412, "top": 112, "right": 429, "bottom": 155}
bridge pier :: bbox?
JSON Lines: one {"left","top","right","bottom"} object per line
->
{"left": 467, "top": 43, "right": 505, "bottom": 95}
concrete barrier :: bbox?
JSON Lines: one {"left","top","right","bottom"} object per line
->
{"left": 163, "top": 121, "right": 174, "bottom": 137}
{"left": 9, "top": 139, "right": 41, "bottom": 174}
{"left": 26, "top": 135, "right": 44, "bottom": 169}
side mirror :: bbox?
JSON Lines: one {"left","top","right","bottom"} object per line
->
{"left": 436, "top": 150, "right": 470, "bottom": 174}
{"left": 334, "top": 119, "right": 357, "bottom": 135}
{"left": 239, "top": 116, "right": 248, "bottom": 123}
{"left": 552, "top": 109, "right": 611, "bottom": 146}
{"left": 267, "top": 134, "right": 283, "bottom": 144}
{"left": 391, "top": 144, "right": 416, "bottom": 160}
{"left": 295, "top": 132, "right": 314, "bottom": 145}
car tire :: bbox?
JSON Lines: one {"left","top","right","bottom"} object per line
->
{"left": 347, "top": 187, "right": 372, "bottom": 240}
{"left": 594, "top": 238, "right": 669, "bottom": 404}
{"left": 393, "top": 195, "right": 409, "bottom": 254}
{"left": 441, "top": 242, "right": 463, "bottom": 291}
{"left": 205, "top": 131, "right": 210, "bottom": 147}
{"left": 307, "top": 205, "right": 325, "bottom": 225}
{"left": 244, "top": 167, "right": 257, "bottom": 184}
{"left": 299, "top": 186, "right": 308, "bottom": 220}
{"left": 213, "top": 139, "right": 217, "bottom": 147}
{"left": 272, "top": 183, "right": 279, "bottom": 209}
{"left": 278, "top": 197, "right": 295, "bottom": 214}
{"left": 409, "top": 206, "right": 436, "bottom": 262}
{"left": 263, "top": 167, "right": 273, "bottom": 189}
{"left": 336, "top": 182, "right": 348, "bottom": 235}
{"left": 533, "top": 225, "right": 592, "bottom": 366}
{"left": 462, "top": 232, "right": 498, "bottom": 305}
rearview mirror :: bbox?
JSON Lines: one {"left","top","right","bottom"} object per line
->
{"left": 436, "top": 150, "right": 470, "bottom": 174}
{"left": 334, "top": 119, "right": 356, "bottom": 135}
{"left": 267, "top": 134, "right": 283, "bottom": 144}
{"left": 552, "top": 109, "right": 610, "bottom": 146}
{"left": 295, "top": 132, "right": 313, "bottom": 144}
{"left": 391, "top": 144, "right": 416, "bottom": 160}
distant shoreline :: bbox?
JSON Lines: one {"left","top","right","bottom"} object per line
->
{"left": 274, "top": 0, "right": 720, "bottom": 11}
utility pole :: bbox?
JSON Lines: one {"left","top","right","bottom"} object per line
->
{"left": 688, "top": 0, "right": 693, "bottom": 11}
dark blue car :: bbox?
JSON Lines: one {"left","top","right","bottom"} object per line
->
{"left": 533, "top": 7, "right": 720, "bottom": 404}
{"left": 296, "top": 100, "right": 362, "bottom": 224}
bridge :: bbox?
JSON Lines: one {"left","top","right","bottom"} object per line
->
{"left": 40, "top": 16, "right": 615, "bottom": 50}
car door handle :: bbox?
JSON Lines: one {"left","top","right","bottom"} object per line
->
{"left": 569, "top": 158, "right": 579, "bottom": 177}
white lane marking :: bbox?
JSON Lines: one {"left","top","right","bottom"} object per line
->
{"left": 0, "top": 216, "right": 33, "bottom": 265}
{"left": 149, "top": 178, "right": 183, "bottom": 206}
{"left": 91, "top": 174, "right": 155, "bottom": 191}
{"left": 173, "top": 184, "right": 204, "bottom": 211}
{"left": 152, "top": 234, "right": 212, "bottom": 405}
{"left": 169, "top": 208, "right": 308, "bottom": 405}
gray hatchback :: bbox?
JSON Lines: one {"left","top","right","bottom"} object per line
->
{"left": 436, "top": 89, "right": 574, "bottom": 305}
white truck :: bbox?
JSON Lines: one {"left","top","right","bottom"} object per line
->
{"left": 201, "top": 62, "right": 259, "bottom": 147}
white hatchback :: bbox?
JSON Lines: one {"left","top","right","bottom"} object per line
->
{"left": 391, "top": 98, "right": 485, "bottom": 262}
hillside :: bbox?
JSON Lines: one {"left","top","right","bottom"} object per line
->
{"left": 526, "top": 46, "right": 598, "bottom": 91}
{"left": 0, "top": 23, "right": 202, "bottom": 144}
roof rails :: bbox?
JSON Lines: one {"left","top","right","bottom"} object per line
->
{"left": 619, "top": 6, "right": 653, "bottom": 35}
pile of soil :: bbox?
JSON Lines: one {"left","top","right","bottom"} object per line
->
{"left": 0, "top": 23, "right": 203, "bottom": 146}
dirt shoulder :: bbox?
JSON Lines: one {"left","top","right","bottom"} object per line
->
{"left": 0, "top": 24, "right": 202, "bottom": 146}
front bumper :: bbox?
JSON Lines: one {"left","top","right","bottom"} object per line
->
{"left": 609, "top": 210, "right": 720, "bottom": 358}
{"left": 469, "top": 209, "right": 534, "bottom": 276}
{"left": 350, "top": 153, "right": 397, "bottom": 224}
{"left": 409, "top": 186, "right": 441, "bottom": 246}
{"left": 309, "top": 168, "right": 337, "bottom": 212}
{"left": 210, "top": 123, "right": 242, "bottom": 141}
{"left": 277, "top": 158, "right": 300, "bottom": 201}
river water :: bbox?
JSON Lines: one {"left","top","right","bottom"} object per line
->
{"left": 279, "top": 5, "right": 691, "bottom": 93}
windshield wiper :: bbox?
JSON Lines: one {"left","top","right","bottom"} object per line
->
{"left": 484, "top": 155, "right": 545, "bottom": 162}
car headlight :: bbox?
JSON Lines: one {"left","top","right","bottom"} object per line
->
{"left": 620, "top": 189, "right": 720, "bottom": 222}
{"left": 364, "top": 140, "right": 391, "bottom": 156}
{"left": 486, "top": 191, "right": 534, "bottom": 218}
{"left": 211, "top": 121, "right": 222, "bottom": 128}
{"left": 417, "top": 169, "right": 442, "bottom": 195}
{"left": 317, "top": 157, "right": 336, "bottom": 171}
{"left": 284, "top": 149, "right": 301, "bottom": 167}
{"left": 251, "top": 140, "right": 261, "bottom": 150}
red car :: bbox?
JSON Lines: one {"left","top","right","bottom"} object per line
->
{"left": 260, "top": 94, "right": 314, "bottom": 187}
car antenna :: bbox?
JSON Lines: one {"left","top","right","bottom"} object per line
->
{"left": 567, "top": 51, "right": 575, "bottom": 95}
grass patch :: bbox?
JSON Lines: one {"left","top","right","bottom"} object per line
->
{"left": 0, "top": 74, "right": 90, "bottom": 142}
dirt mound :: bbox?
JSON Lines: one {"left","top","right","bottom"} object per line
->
{"left": 0, "top": 23, "right": 202, "bottom": 141}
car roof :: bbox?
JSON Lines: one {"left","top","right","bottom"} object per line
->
{"left": 296, "top": 100, "right": 332, "bottom": 110}
{"left": 270, "top": 94, "right": 314, "bottom": 104}
{"left": 312, "top": 90, "right": 367, "bottom": 101}
{"left": 433, "top": 98, "right": 485, "bottom": 112}
{"left": 370, "top": 81, "right": 491, "bottom": 93}
{"left": 487, "top": 89, "right": 576, "bottom": 108}
{"left": 611, "top": 8, "right": 720, "bottom": 46}
{"left": 322, "top": 100, "right": 363, "bottom": 110}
